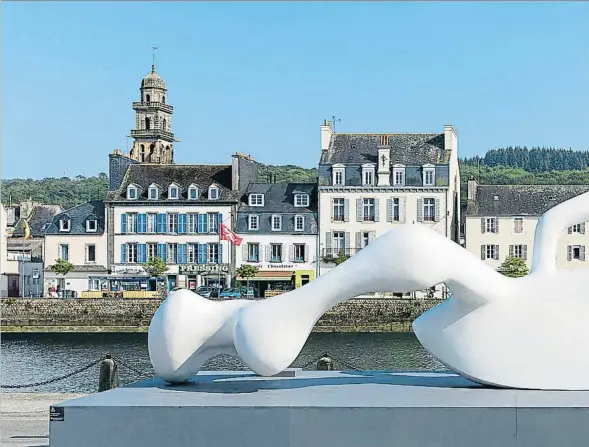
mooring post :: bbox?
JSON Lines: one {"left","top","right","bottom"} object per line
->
{"left": 98, "top": 354, "right": 120, "bottom": 392}
{"left": 316, "top": 356, "right": 333, "bottom": 371}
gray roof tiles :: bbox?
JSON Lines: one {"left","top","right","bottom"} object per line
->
{"left": 239, "top": 183, "right": 317, "bottom": 213}
{"left": 45, "top": 201, "right": 106, "bottom": 235}
{"left": 12, "top": 205, "right": 63, "bottom": 238}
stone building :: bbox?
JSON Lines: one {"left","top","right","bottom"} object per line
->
{"left": 235, "top": 182, "right": 318, "bottom": 297}
{"left": 128, "top": 64, "right": 175, "bottom": 164}
{"left": 465, "top": 180, "right": 589, "bottom": 270}
{"left": 316, "top": 120, "right": 461, "bottom": 298}
{"left": 0, "top": 205, "right": 7, "bottom": 297}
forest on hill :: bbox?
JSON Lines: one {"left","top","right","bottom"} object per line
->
{"left": 3, "top": 147, "right": 589, "bottom": 208}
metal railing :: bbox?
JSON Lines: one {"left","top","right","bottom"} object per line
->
{"left": 132, "top": 101, "right": 173, "bottom": 112}
{"left": 321, "top": 248, "right": 363, "bottom": 258}
{"left": 80, "top": 290, "right": 161, "bottom": 299}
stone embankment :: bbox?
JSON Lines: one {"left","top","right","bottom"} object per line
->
{"left": 0, "top": 298, "right": 444, "bottom": 333}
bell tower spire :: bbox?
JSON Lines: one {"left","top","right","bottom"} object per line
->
{"left": 129, "top": 50, "right": 176, "bottom": 164}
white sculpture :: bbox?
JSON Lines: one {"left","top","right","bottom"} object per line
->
{"left": 148, "top": 191, "right": 589, "bottom": 390}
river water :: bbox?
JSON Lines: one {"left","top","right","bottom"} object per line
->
{"left": 1, "top": 332, "right": 444, "bottom": 393}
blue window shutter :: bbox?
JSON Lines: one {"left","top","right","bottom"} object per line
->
{"left": 121, "top": 214, "right": 127, "bottom": 234}
{"left": 178, "top": 244, "right": 187, "bottom": 264}
{"left": 157, "top": 214, "right": 166, "bottom": 233}
{"left": 217, "top": 213, "right": 223, "bottom": 233}
{"left": 198, "top": 214, "right": 208, "bottom": 233}
{"left": 218, "top": 244, "right": 223, "bottom": 264}
{"left": 120, "top": 244, "right": 127, "bottom": 264}
{"left": 178, "top": 214, "right": 187, "bottom": 234}
{"left": 197, "top": 243, "right": 206, "bottom": 264}
{"left": 138, "top": 244, "right": 147, "bottom": 263}
{"left": 157, "top": 243, "right": 167, "bottom": 261}
{"left": 138, "top": 214, "right": 146, "bottom": 233}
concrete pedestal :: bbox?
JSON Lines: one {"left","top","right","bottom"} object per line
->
{"left": 50, "top": 370, "right": 589, "bottom": 447}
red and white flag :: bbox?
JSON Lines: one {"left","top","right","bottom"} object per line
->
{"left": 220, "top": 223, "right": 243, "bottom": 246}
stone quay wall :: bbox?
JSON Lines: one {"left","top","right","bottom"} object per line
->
{"left": 0, "top": 298, "right": 444, "bottom": 333}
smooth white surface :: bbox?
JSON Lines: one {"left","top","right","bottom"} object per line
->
{"left": 148, "top": 191, "right": 589, "bottom": 389}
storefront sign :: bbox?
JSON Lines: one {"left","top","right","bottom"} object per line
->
{"left": 251, "top": 264, "right": 295, "bottom": 270}
{"left": 113, "top": 266, "right": 146, "bottom": 275}
{"left": 179, "top": 264, "right": 229, "bottom": 275}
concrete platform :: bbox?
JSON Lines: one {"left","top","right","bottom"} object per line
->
{"left": 49, "top": 370, "right": 589, "bottom": 447}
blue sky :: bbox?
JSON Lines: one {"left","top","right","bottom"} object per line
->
{"left": 2, "top": 2, "right": 588, "bottom": 179}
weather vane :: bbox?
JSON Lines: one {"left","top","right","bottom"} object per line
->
{"left": 329, "top": 115, "right": 341, "bottom": 132}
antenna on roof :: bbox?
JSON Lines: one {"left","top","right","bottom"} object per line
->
{"left": 329, "top": 115, "right": 341, "bottom": 132}
{"left": 152, "top": 46, "right": 158, "bottom": 71}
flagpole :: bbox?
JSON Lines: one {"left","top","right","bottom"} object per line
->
{"left": 219, "top": 215, "right": 233, "bottom": 293}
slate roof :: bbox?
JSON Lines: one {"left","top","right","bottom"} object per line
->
{"left": 7, "top": 238, "right": 43, "bottom": 252}
{"left": 45, "top": 201, "right": 106, "bottom": 235}
{"left": 239, "top": 183, "right": 317, "bottom": 213}
{"left": 320, "top": 133, "right": 447, "bottom": 165}
{"left": 466, "top": 185, "right": 589, "bottom": 217}
{"left": 44, "top": 264, "right": 109, "bottom": 273}
{"left": 12, "top": 205, "right": 62, "bottom": 238}
{"left": 106, "top": 164, "right": 239, "bottom": 202}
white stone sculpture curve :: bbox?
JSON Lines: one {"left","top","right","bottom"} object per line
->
{"left": 148, "top": 191, "right": 589, "bottom": 390}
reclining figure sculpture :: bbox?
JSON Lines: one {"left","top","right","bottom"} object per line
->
{"left": 148, "top": 191, "right": 589, "bottom": 390}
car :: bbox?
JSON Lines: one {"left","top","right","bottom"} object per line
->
{"left": 219, "top": 288, "right": 242, "bottom": 299}
{"left": 240, "top": 287, "right": 255, "bottom": 298}
{"left": 196, "top": 286, "right": 212, "bottom": 298}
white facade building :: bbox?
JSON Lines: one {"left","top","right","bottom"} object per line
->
{"left": 1, "top": 205, "right": 8, "bottom": 297}
{"left": 465, "top": 180, "right": 589, "bottom": 271}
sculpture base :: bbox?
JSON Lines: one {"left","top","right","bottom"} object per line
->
{"left": 50, "top": 370, "right": 589, "bottom": 447}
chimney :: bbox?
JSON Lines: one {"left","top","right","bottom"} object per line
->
{"left": 467, "top": 177, "right": 478, "bottom": 201}
{"left": 443, "top": 125, "right": 458, "bottom": 162}
{"left": 377, "top": 135, "right": 391, "bottom": 186}
{"left": 321, "top": 119, "right": 333, "bottom": 153}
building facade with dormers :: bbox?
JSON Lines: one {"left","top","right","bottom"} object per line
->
{"left": 317, "top": 121, "right": 461, "bottom": 298}
{"left": 465, "top": 180, "right": 589, "bottom": 271}
{"left": 43, "top": 201, "right": 108, "bottom": 297}
{"left": 106, "top": 154, "right": 258, "bottom": 293}
{"left": 235, "top": 182, "right": 318, "bottom": 298}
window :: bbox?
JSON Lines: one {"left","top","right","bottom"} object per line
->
{"left": 486, "top": 218, "right": 498, "bottom": 233}
{"left": 333, "top": 166, "right": 345, "bottom": 186}
{"left": 271, "top": 244, "right": 282, "bottom": 262}
{"left": 249, "top": 194, "right": 265, "bottom": 206}
{"left": 188, "top": 186, "right": 199, "bottom": 200}
{"left": 295, "top": 215, "right": 304, "bottom": 231}
{"left": 87, "top": 244, "right": 96, "bottom": 263}
{"left": 362, "top": 166, "right": 375, "bottom": 186}
{"left": 145, "top": 117, "right": 150, "bottom": 130}
{"left": 514, "top": 218, "right": 523, "bottom": 234}
{"left": 127, "top": 213, "right": 138, "bottom": 233}
{"left": 148, "top": 186, "right": 158, "bottom": 200}
{"left": 363, "top": 198, "right": 375, "bottom": 221}
{"left": 88, "top": 279, "right": 100, "bottom": 291}
{"left": 511, "top": 244, "right": 526, "bottom": 259}
{"left": 147, "top": 213, "right": 157, "bottom": 233}
{"left": 362, "top": 232, "right": 370, "bottom": 248}
{"left": 127, "top": 243, "right": 138, "bottom": 264}
{"left": 86, "top": 219, "right": 97, "bottom": 232}
{"left": 167, "top": 213, "right": 178, "bottom": 233}
{"left": 127, "top": 186, "right": 138, "bottom": 200}
{"left": 207, "top": 244, "right": 219, "bottom": 263}
{"left": 485, "top": 244, "right": 497, "bottom": 260}
{"left": 271, "top": 215, "right": 282, "bottom": 231}
{"left": 60, "top": 244, "right": 69, "bottom": 261}
{"left": 332, "top": 231, "right": 345, "bottom": 255}
{"left": 393, "top": 198, "right": 400, "bottom": 222}
{"left": 294, "top": 244, "right": 305, "bottom": 262}
{"left": 423, "top": 198, "right": 435, "bottom": 221}
{"left": 209, "top": 186, "right": 220, "bottom": 200}
{"left": 568, "top": 245, "right": 585, "bottom": 261}
{"left": 208, "top": 213, "right": 219, "bottom": 234}
{"left": 146, "top": 94, "right": 151, "bottom": 103}
{"left": 248, "top": 243, "right": 260, "bottom": 262}
{"left": 59, "top": 219, "right": 70, "bottom": 232}
{"left": 167, "top": 243, "right": 178, "bottom": 264}
{"left": 393, "top": 167, "right": 405, "bottom": 186}
{"left": 571, "top": 224, "right": 582, "bottom": 233}
{"left": 294, "top": 194, "right": 310, "bottom": 207}
{"left": 333, "top": 198, "right": 345, "bottom": 221}
{"left": 168, "top": 185, "right": 179, "bottom": 199}
{"left": 423, "top": 166, "right": 435, "bottom": 186}
{"left": 147, "top": 243, "right": 157, "bottom": 261}
{"left": 187, "top": 244, "right": 197, "bottom": 264}
{"left": 248, "top": 215, "right": 259, "bottom": 231}
{"left": 188, "top": 213, "right": 198, "bottom": 233}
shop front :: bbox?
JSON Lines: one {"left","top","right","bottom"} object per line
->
{"left": 236, "top": 264, "right": 316, "bottom": 298}
{"left": 178, "top": 264, "right": 230, "bottom": 292}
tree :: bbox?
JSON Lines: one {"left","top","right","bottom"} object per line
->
{"left": 235, "top": 265, "right": 259, "bottom": 292}
{"left": 334, "top": 250, "right": 349, "bottom": 266}
{"left": 498, "top": 256, "right": 529, "bottom": 278}
{"left": 142, "top": 257, "right": 169, "bottom": 278}
{"left": 50, "top": 258, "right": 74, "bottom": 276}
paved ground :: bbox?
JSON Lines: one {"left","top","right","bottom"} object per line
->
{"left": 1, "top": 393, "right": 86, "bottom": 447}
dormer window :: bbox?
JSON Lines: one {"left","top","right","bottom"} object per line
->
{"left": 392, "top": 164, "right": 406, "bottom": 187}
{"left": 59, "top": 218, "right": 71, "bottom": 232}
{"left": 127, "top": 185, "right": 138, "bottom": 200}
{"left": 294, "top": 194, "right": 310, "bottom": 207}
{"left": 209, "top": 185, "right": 220, "bottom": 200}
{"left": 422, "top": 164, "right": 436, "bottom": 186}
{"left": 271, "top": 215, "right": 282, "bottom": 231}
{"left": 249, "top": 194, "right": 265, "bottom": 207}
{"left": 86, "top": 219, "right": 97, "bottom": 232}
{"left": 362, "top": 164, "right": 376, "bottom": 186}
{"left": 332, "top": 164, "right": 345, "bottom": 186}
{"left": 148, "top": 185, "right": 159, "bottom": 200}
{"left": 294, "top": 215, "right": 305, "bottom": 231}
{"left": 188, "top": 185, "right": 199, "bottom": 200}
{"left": 168, "top": 184, "right": 179, "bottom": 200}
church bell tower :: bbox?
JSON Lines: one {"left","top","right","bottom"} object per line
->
{"left": 129, "top": 62, "right": 176, "bottom": 164}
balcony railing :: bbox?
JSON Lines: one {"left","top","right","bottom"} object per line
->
{"left": 321, "top": 248, "right": 363, "bottom": 260}
{"left": 130, "top": 129, "right": 175, "bottom": 140}
{"left": 132, "top": 101, "right": 174, "bottom": 113}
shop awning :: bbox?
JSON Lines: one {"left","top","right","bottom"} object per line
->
{"left": 237, "top": 271, "right": 294, "bottom": 281}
